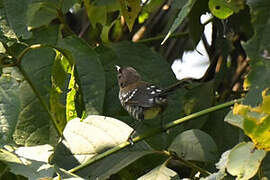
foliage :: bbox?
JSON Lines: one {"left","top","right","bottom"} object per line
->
{"left": 0, "top": 0, "right": 269, "bottom": 179}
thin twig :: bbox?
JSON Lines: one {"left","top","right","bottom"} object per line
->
{"left": 136, "top": 32, "right": 188, "bottom": 44}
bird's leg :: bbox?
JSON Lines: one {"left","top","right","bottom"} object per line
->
{"left": 127, "top": 120, "right": 141, "bottom": 145}
{"left": 128, "top": 130, "right": 135, "bottom": 145}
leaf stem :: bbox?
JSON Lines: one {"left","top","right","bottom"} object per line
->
{"left": 164, "top": 151, "right": 211, "bottom": 176}
{"left": 17, "top": 64, "right": 61, "bottom": 136}
{"left": 14, "top": 44, "right": 63, "bottom": 136}
{"left": 69, "top": 98, "right": 243, "bottom": 173}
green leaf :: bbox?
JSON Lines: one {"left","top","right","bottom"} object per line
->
{"left": 244, "top": 0, "right": 270, "bottom": 60}
{"left": 12, "top": 49, "right": 56, "bottom": 146}
{"left": 0, "top": 145, "right": 54, "bottom": 179}
{"left": 0, "top": 5, "right": 17, "bottom": 41}
{"left": 243, "top": 61, "right": 270, "bottom": 106}
{"left": 209, "top": 0, "right": 245, "bottom": 19}
{"left": 169, "top": 129, "right": 218, "bottom": 163}
{"left": 0, "top": 72, "right": 21, "bottom": 144}
{"left": 242, "top": 0, "right": 270, "bottom": 106}
{"left": 200, "top": 150, "right": 230, "bottom": 180}
{"left": 162, "top": 0, "right": 197, "bottom": 45}
{"left": 27, "top": 2, "right": 57, "bottom": 30}
{"left": 138, "top": 163, "right": 179, "bottom": 180}
{"left": 227, "top": 142, "right": 266, "bottom": 180}
{"left": 66, "top": 65, "right": 78, "bottom": 121}
{"left": 118, "top": 0, "right": 141, "bottom": 31}
{"left": 204, "top": 108, "right": 242, "bottom": 153}
{"left": 84, "top": 0, "right": 107, "bottom": 28}
{"left": 50, "top": 51, "right": 72, "bottom": 132}
{"left": 1, "top": 26, "right": 59, "bottom": 146}
{"left": 3, "top": 0, "right": 32, "bottom": 39}
{"left": 261, "top": 153, "right": 270, "bottom": 178}
{"left": 224, "top": 110, "right": 243, "bottom": 129}
{"left": 58, "top": 36, "right": 105, "bottom": 116}
{"left": 50, "top": 115, "right": 153, "bottom": 179}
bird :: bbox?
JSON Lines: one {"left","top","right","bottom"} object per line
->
{"left": 115, "top": 65, "right": 196, "bottom": 142}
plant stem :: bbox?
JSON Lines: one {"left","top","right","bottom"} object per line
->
{"left": 136, "top": 32, "right": 189, "bottom": 44}
{"left": 69, "top": 98, "right": 243, "bottom": 173}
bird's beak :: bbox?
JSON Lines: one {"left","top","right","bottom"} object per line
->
{"left": 115, "top": 65, "right": 121, "bottom": 72}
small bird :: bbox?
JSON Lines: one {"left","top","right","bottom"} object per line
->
{"left": 115, "top": 65, "right": 195, "bottom": 125}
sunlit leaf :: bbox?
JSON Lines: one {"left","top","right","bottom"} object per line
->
{"left": 58, "top": 36, "right": 105, "bottom": 116}
{"left": 118, "top": 0, "right": 141, "bottom": 31}
{"left": 227, "top": 142, "right": 266, "bottom": 179}
{"left": 233, "top": 89, "right": 270, "bottom": 151}
{"left": 50, "top": 51, "right": 72, "bottom": 131}
{"left": 50, "top": 115, "right": 153, "bottom": 179}
{"left": 209, "top": 0, "right": 245, "bottom": 19}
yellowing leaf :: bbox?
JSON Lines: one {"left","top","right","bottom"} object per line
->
{"left": 233, "top": 89, "right": 270, "bottom": 151}
{"left": 119, "top": 0, "right": 141, "bottom": 31}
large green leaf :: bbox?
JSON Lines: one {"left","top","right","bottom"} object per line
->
{"left": 242, "top": 0, "right": 270, "bottom": 106}
{"left": 0, "top": 4, "right": 17, "bottom": 41}
{"left": 1, "top": 26, "right": 59, "bottom": 146}
{"left": 50, "top": 115, "right": 153, "bottom": 179}
{"left": 12, "top": 48, "right": 56, "bottom": 146}
{"left": 27, "top": 0, "right": 76, "bottom": 29}
{"left": 27, "top": 2, "right": 57, "bottom": 30}
{"left": 169, "top": 129, "right": 218, "bottom": 163}
{"left": 0, "top": 145, "right": 54, "bottom": 179}
{"left": 58, "top": 36, "right": 105, "bottom": 116}
{"left": 227, "top": 142, "right": 266, "bottom": 180}
{"left": 261, "top": 153, "right": 270, "bottom": 178}
{"left": 200, "top": 150, "right": 230, "bottom": 180}
{"left": 3, "top": 0, "right": 31, "bottom": 39}
{"left": 244, "top": 0, "right": 270, "bottom": 60}
{"left": 0, "top": 70, "right": 21, "bottom": 145}
{"left": 205, "top": 108, "right": 242, "bottom": 153}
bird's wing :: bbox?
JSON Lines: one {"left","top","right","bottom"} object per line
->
{"left": 122, "top": 82, "right": 166, "bottom": 108}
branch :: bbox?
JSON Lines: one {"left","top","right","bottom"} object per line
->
{"left": 69, "top": 98, "right": 243, "bottom": 173}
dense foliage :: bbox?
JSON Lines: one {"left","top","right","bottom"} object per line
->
{"left": 0, "top": 0, "right": 269, "bottom": 179}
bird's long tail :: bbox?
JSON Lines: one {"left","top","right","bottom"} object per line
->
{"left": 161, "top": 78, "right": 200, "bottom": 95}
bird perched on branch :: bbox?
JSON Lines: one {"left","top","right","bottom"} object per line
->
{"left": 115, "top": 65, "right": 197, "bottom": 136}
